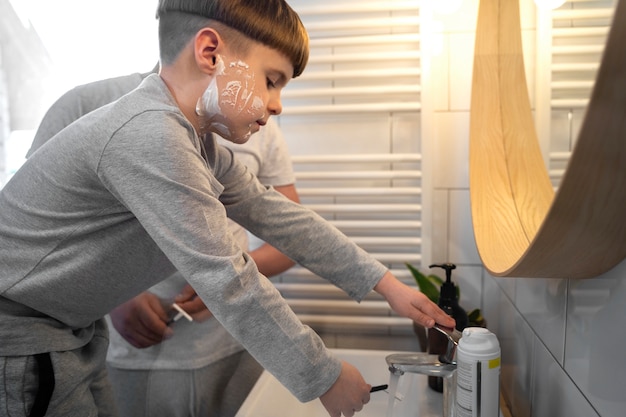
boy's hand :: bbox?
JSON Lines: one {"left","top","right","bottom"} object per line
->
{"left": 109, "top": 292, "right": 173, "bottom": 348}
{"left": 374, "top": 271, "right": 456, "bottom": 329}
{"left": 320, "top": 361, "right": 371, "bottom": 417}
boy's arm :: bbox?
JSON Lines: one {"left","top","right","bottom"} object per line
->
{"left": 319, "top": 272, "right": 455, "bottom": 416}
{"left": 103, "top": 114, "right": 451, "bottom": 403}
{"left": 248, "top": 183, "right": 299, "bottom": 277}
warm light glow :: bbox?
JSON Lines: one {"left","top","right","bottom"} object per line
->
{"left": 534, "top": 0, "right": 567, "bottom": 10}
{"left": 8, "top": 0, "right": 158, "bottom": 98}
{"left": 433, "top": 0, "right": 463, "bottom": 15}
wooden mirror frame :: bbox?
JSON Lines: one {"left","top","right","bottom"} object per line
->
{"left": 469, "top": 0, "right": 626, "bottom": 278}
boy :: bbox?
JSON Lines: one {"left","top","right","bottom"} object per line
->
{"left": 30, "top": 65, "right": 299, "bottom": 416}
{"left": 0, "top": 1, "right": 455, "bottom": 417}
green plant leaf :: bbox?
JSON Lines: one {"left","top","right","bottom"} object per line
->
{"left": 468, "top": 308, "right": 486, "bottom": 327}
{"left": 405, "top": 263, "right": 439, "bottom": 304}
{"left": 426, "top": 274, "right": 443, "bottom": 287}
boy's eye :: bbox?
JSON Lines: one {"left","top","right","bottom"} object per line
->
{"left": 266, "top": 78, "right": 277, "bottom": 88}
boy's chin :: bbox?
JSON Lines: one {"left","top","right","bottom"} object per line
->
{"left": 229, "top": 133, "right": 253, "bottom": 144}
{"left": 201, "top": 123, "right": 250, "bottom": 144}
{"left": 218, "top": 129, "right": 253, "bottom": 144}
{"left": 226, "top": 125, "right": 258, "bottom": 144}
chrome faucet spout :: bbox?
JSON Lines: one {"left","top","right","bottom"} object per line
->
{"left": 386, "top": 353, "right": 456, "bottom": 377}
{"left": 431, "top": 324, "right": 462, "bottom": 364}
{"left": 386, "top": 326, "right": 463, "bottom": 417}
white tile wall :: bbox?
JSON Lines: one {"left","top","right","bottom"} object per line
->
{"left": 516, "top": 278, "right": 567, "bottom": 362}
{"left": 433, "top": 112, "right": 470, "bottom": 189}
{"left": 447, "top": 190, "right": 480, "bottom": 264}
{"left": 532, "top": 339, "right": 600, "bottom": 417}
{"left": 565, "top": 261, "right": 626, "bottom": 417}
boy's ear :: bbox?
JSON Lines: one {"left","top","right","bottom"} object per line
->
{"left": 194, "top": 28, "right": 221, "bottom": 74}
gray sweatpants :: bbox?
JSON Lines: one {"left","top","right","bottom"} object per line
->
{"left": 0, "top": 320, "right": 118, "bottom": 417}
{"left": 107, "top": 350, "right": 263, "bottom": 417}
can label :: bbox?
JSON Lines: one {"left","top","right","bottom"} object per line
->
{"left": 455, "top": 327, "right": 501, "bottom": 417}
{"left": 455, "top": 357, "right": 500, "bottom": 417}
{"left": 455, "top": 358, "right": 475, "bottom": 417}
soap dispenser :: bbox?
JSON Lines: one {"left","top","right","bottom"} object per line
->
{"left": 427, "top": 263, "right": 468, "bottom": 392}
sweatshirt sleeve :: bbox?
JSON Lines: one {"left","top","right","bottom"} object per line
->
{"left": 96, "top": 111, "right": 372, "bottom": 401}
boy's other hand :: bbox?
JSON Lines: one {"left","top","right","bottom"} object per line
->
{"left": 320, "top": 361, "right": 371, "bottom": 417}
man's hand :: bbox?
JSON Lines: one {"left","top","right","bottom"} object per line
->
{"left": 374, "top": 271, "right": 456, "bottom": 329}
{"left": 109, "top": 292, "right": 173, "bottom": 348}
{"left": 320, "top": 361, "right": 371, "bottom": 417}
{"left": 174, "top": 284, "right": 214, "bottom": 322}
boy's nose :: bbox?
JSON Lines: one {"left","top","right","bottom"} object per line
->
{"left": 267, "top": 95, "right": 283, "bottom": 116}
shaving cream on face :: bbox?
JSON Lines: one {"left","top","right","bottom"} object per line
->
{"left": 196, "top": 55, "right": 266, "bottom": 143}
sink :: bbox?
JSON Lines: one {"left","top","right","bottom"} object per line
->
{"left": 235, "top": 348, "right": 444, "bottom": 417}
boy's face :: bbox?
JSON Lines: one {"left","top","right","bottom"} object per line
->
{"left": 196, "top": 43, "right": 293, "bottom": 143}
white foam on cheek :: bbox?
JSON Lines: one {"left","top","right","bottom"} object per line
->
{"left": 219, "top": 59, "right": 259, "bottom": 115}
{"left": 221, "top": 81, "right": 243, "bottom": 111}
{"left": 196, "top": 56, "right": 266, "bottom": 141}
{"left": 196, "top": 56, "right": 226, "bottom": 119}
{"left": 247, "top": 96, "right": 265, "bottom": 115}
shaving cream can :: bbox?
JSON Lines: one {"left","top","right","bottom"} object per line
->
{"left": 455, "top": 327, "right": 501, "bottom": 417}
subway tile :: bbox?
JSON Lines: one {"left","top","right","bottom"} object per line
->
{"left": 504, "top": 307, "right": 534, "bottom": 417}
{"left": 496, "top": 277, "right": 517, "bottom": 303}
{"left": 448, "top": 190, "right": 480, "bottom": 265}
{"left": 453, "top": 265, "right": 483, "bottom": 318}
{"left": 482, "top": 274, "right": 504, "bottom": 337}
{"left": 431, "top": 189, "right": 449, "bottom": 262}
{"left": 532, "top": 338, "right": 599, "bottom": 417}
{"left": 433, "top": 112, "right": 470, "bottom": 189}
{"left": 429, "top": 32, "right": 450, "bottom": 112}
{"left": 565, "top": 260, "right": 626, "bottom": 417}
{"left": 449, "top": 33, "right": 475, "bottom": 111}
{"left": 482, "top": 274, "right": 532, "bottom": 417}
{"left": 515, "top": 278, "right": 567, "bottom": 363}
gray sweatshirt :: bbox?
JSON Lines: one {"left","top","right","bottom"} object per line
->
{"left": 0, "top": 74, "right": 387, "bottom": 402}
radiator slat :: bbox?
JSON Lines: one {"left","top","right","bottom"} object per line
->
{"left": 298, "top": 187, "right": 421, "bottom": 197}
{"left": 296, "top": 170, "right": 421, "bottom": 180}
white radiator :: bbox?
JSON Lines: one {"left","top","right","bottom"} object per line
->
{"left": 274, "top": 153, "right": 422, "bottom": 334}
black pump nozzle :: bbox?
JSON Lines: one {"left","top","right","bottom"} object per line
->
{"left": 429, "top": 263, "right": 456, "bottom": 283}
{"left": 429, "top": 263, "right": 457, "bottom": 301}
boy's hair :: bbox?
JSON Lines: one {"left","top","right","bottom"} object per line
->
{"left": 156, "top": 0, "right": 309, "bottom": 78}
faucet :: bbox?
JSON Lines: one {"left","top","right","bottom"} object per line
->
{"left": 386, "top": 325, "right": 462, "bottom": 417}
